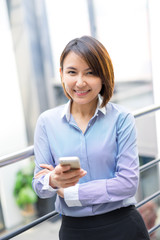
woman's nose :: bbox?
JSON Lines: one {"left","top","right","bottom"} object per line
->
{"left": 76, "top": 76, "right": 86, "bottom": 87}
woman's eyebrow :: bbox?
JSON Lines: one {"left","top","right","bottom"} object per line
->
{"left": 84, "top": 68, "right": 91, "bottom": 71}
{"left": 66, "top": 67, "right": 91, "bottom": 71}
{"left": 66, "top": 67, "right": 77, "bottom": 70}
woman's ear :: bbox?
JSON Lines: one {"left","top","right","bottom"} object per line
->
{"left": 59, "top": 67, "right": 63, "bottom": 82}
{"left": 59, "top": 67, "right": 62, "bottom": 75}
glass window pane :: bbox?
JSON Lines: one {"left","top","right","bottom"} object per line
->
{"left": 45, "top": 0, "right": 91, "bottom": 84}
{"left": 93, "top": 0, "right": 151, "bottom": 82}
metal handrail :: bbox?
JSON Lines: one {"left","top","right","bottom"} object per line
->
{"left": 0, "top": 211, "right": 59, "bottom": 240}
{"left": 136, "top": 190, "right": 160, "bottom": 209}
{"left": 0, "top": 103, "right": 160, "bottom": 240}
{"left": 0, "top": 146, "right": 34, "bottom": 167}
{"left": 149, "top": 223, "right": 160, "bottom": 235}
{"left": 0, "top": 104, "right": 160, "bottom": 168}
{"left": 132, "top": 104, "right": 160, "bottom": 118}
{"left": 139, "top": 157, "right": 160, "bottom": 173}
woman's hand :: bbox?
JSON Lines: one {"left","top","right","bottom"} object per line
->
{"left": 35, "top": 164, "right": 54, "bottom": 179}
{"left": 34, "top": 163, "right": 87, "bottom": 190}
{"left": 49, "top": 164, "right": 87, "bottom": 189}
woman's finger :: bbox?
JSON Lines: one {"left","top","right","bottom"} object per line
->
{"left": 60, "top": 169, "right": 87, "bottom": 180}
{"left": 59, "top": 174, "right": 85, "bottom": 185}
{"left": 55, "top": 164, "right": 71, "bottom": 174}
{"left": 35, "top": 169, "right": 50, "bottom": 178}
{"left": 60, "top": 180, "right": 79, "bottom": 188}
{"left": 39, "top": 164, "right": 54, "bottom": 171}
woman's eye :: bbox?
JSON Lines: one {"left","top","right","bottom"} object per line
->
{"left": 87, "top": 71, "right": 93, "bottom": 75}
{"left": 68, "top": 71, "right": 76, "bottom": 75}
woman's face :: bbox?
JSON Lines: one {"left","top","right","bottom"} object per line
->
{"left": 60, "top": 52, "right": 102, "bottom": 107}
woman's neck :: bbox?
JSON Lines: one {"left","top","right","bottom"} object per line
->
{"left": 71, "top": 98, "right": 98, "bottom": 118}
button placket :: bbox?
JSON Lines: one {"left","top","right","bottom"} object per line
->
{"left": 80, "top": 133, "right": 91, "bottom": 181}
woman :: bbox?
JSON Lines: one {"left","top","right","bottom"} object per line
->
{"left": 32, "top": 36, "right": 150, "bottom": 240}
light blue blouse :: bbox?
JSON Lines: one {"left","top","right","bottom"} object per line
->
{"left": 32, "top": 98, "right": 139, "bottom": 217}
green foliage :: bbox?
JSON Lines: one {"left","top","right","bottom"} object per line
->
{"left": 13, "top": 161, "right": 37, "bottom": 209}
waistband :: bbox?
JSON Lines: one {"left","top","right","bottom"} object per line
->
{"left": 62, "top": 205, "right": 136, "bottom": 229}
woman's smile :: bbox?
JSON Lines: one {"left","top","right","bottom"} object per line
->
{"left": 73, "top": 89, "right": 91, "bottom": 96}
{"left": 60, "top": 52, "right": 102, "bottom": 107}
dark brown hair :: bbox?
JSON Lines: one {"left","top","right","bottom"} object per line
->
{"left": 60, "top": 35, "right": 114, "bottom": 107}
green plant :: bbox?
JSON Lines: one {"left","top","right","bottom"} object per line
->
{"left": 13, "top": 161, "right": 37, "bottom": 209}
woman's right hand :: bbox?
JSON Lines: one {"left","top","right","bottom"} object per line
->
{"left": 49, "top": 164, "right": 87, "bottom": 189}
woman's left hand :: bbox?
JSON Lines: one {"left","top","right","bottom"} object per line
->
{"left": 57, "top": 188, "right": 64, "bottom": 198}
{"left": 35, "top": 164, "right": 54, "bottom": 179}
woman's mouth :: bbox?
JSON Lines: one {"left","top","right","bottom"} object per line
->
{"left": 74, "top": 90, "right": 90, "bottom": 96}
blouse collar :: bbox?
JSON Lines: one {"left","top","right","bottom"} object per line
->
{"left": 61, "top": 95, "right": 106, "bottom": 122}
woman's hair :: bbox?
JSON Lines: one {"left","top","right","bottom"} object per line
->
{"left": 60, "top": 35, "right": 114, "bottom": 107}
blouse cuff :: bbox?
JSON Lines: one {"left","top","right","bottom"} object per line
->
{"left": 64, "top": 184, "right": 82, "bottom": 207}
{"left": 41, "top": 172, "right": 56, "bottom": 192}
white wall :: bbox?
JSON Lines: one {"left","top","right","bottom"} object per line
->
{"left": 0, "top": 0, "right": 28, "bottom": 229}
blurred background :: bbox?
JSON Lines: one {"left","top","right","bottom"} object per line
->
{"left": 0, "top": 0, "right": 160, "bottom": 239}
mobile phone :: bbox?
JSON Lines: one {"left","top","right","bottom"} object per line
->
{"left": 59, "top": 156, "right": 80, "bottom": 169}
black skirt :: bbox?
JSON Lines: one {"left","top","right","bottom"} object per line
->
{"left": 59, "top": 205, "right": 150, "bottom": 240}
